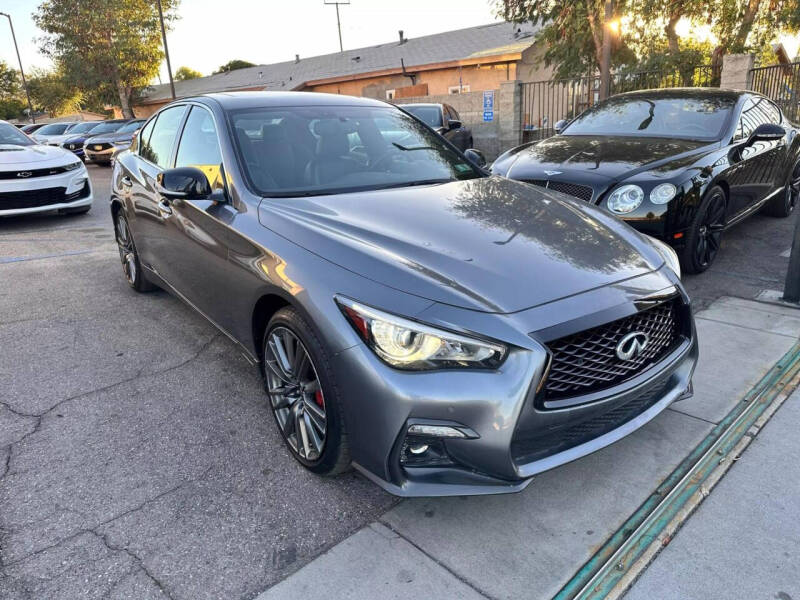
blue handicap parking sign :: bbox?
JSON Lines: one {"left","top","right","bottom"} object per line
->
{"left": 483, "top": 90, "right": 494, "bottom": 110}
{"left": 483, "top": 111, "right": 493, "bottom": 121}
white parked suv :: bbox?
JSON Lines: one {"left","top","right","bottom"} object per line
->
{"left": 0, "top": 120, "right": 93, "bottom": 217}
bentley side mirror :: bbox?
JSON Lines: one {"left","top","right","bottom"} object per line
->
{"left": 554, "top": 119, "right": 568, "bottom": 134}
{"left": 464, "top": 148, "right": 486, "bottom": 168}
{"left": 448, "top": 119, "right": 462, "bottom": 131}
{"left": 745, "top": 123, "right": 784, "bottom": 146}
{"left": 156, "top": 167, "right": 212, "bottom": 201}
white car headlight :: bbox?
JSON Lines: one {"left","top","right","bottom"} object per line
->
{"left": 646, "top": 235, "right": 681, "bottom": 278}
{"left": 336, "top": 297, "right": 506, "bottom": 370}
{"left": 650, "top": 183, "right": 677, "bottom": 204}
{"left": 607, "top": 184, "right": 644, "bottom": 214}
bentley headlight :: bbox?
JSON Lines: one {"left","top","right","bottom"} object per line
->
{"left": 607, "top": 184, "right": 644, "bottom": 214}
{"left": 336, "top": 297, "right": 506, "bottom": 370}
{"left": 646, "top": 235, "right": 681, "bottom": 278}
{"left": 650, "top": 183, "right": 677, "bottom": 204}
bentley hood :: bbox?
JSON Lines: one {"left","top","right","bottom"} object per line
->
{"left": 496, "top": 135, "right": 717, "bottom": 183}
{"left": 257, "top": 177, "right": 664, "bottom": 313}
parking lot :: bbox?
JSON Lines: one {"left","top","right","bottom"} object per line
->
{"left": 1, "top": 165, "right": 798, "bottom": 599}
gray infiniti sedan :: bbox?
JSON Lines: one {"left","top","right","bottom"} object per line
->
{"left": 110, "top": 92, "right": 697, "bottom": 497}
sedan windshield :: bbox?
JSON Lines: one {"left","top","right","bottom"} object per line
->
{"left": 230, "top": 105, "right": 481, "bottom": 197}
{"left": 68, "top": 122, "right": 101, "bottom": 134}
{"left": 117, "top": 120, "right": 144, "bottom": 133}
{"left": 0, "top": 123, "right": 34, "bottom": 146}
{"left": 401, "top": 105, "right": 443, "bottom": 128}
{"left": 36, "top": 123, "right": 72, "bottom": 135}
{"left": 89, "top": 121, "right": 126, "bottom": 135}
{"left": 563, "top": 95, "right": 736, "bottom": 140}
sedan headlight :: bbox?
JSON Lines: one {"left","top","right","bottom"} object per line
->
{"left": 64, "top": 161, "right": 83, "bottom": 171}
{"left": 646, "top": 235, "right": 681, "bottom": 278}
{"left": 336, "top": 297, "right": 506, "bottom": 370}
{"left": 607, "top": 184, "right": 644, "bottom": 214}
{"left": 650, "top": 183, "right": 677, "bottom": 204}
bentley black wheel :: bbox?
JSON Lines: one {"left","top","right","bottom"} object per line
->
{"left": 680, "top": 186, "right": 726, "bottom": 274}
{"left": 263, "top": 307, "right": 350, "bottom": 475}
{"left": 114, "top": 211, "right": 155, "bottom": 292}
{"left": 764, "top": 160, "right": 800, "bottom": 218}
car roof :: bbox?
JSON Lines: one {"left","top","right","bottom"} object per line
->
{"left": 613, "top": 88, "right": 745, "bottom": 101}
{"left": 398, "top": 103, "right": 443, "bottom": 108}
{"left": 183, "top": 91, "right": 390, "bottom": 111}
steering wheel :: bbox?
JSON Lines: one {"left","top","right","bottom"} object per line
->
{"left": 369, "top": 148, "right": 398, "bottom": 171}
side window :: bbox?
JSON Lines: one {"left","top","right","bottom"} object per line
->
{"left": 135, "top": 118, "right": 156, "bottom": 157}
{"left": 448, "top": 105, "right": 461, "bottom": 121}
{"left": 147, "top": 105, "right": 187, "bottom": 168}
{"left": 760, "top": 99, "right": 781, "bottom": 124}
{"left": 175, "top": 106, "right": 224, "bottom": 189}
{"left": 735, "top": 98, "right": 760, "bottom": 141}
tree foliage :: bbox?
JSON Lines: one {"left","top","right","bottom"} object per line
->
{"left": 34, "top": 0, "right": 179, "bottom": 118}
{"left": 175, "top": 66, "right": 202, "bottom": 81}
{"left": 497, "top": 0, "right": 800, "bottom": 79}
{"left": 0, "top": 60, "right": 26, "bottom": 120}
{"left": 27, "top": 67, "right": 83, "bottom": 117}
{"left": 213, "top": 59, "right": 256, "bottom": 74}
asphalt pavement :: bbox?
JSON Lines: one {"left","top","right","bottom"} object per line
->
{"left": 0, "top": 166, "right": 798, "bottom": 599}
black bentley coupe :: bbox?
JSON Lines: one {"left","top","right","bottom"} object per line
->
{"left": 492, "top": 89, "right": 800, "bottom": 273}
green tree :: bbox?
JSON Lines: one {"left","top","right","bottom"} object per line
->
{"left": 212, "top": 59, "right": 256, "bottom": 74}
{"left": 0, "top": 60, "right": 26, "bottom": 120}
{"left": 34, "top": 0, "right": 179, "bottom": 118}
{"left": 175, "top": 66, "right": 203, "bottom": 81}
{"left": 27, "top": 67, "right": 83, "bottom": 117}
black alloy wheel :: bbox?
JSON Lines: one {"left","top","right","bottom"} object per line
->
{"left": 764, "top": 159, "right": 800, "bottom": 218}
{"left": 114, "top": 211, "right": 155, "bottom": 292}
{"left": 262, "top": 307, "right": 350, "bottom": 475}
{"left": 681, "top": 186, "right": 727, "bottom": 274}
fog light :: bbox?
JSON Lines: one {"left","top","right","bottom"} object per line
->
{"left": 400, "top": 436, "right": 453, "bottom": 467}
{"left": 409, "top": 443, "right": 429, "bottom": 455}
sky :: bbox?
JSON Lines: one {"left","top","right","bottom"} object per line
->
{"left": 0, "top": 0, "right": 502, "bottom": 81}
{"left": 0, "top": 0, "right": 797, "bottom": 83}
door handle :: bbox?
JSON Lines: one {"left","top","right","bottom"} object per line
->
{"left": 158, "top": 199, "right": 173, "bottom": 216}
{"left": 120, "top": 176, "right": 132, "bottom": 188}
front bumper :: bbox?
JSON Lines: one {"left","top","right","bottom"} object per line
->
{"left": 0, "top": 171, "right": 93, "bottom": 217}
{"left": 84, "top": 146, "right": 114, "bottom": 163}
{"left": 334, "top": 271, "right": 697, "bottom": 497}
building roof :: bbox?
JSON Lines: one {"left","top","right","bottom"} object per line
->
{"left": 139, "top": 21, "right": 539, "bottom": 104}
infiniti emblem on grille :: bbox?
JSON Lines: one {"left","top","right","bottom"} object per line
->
{"left": 616, "top": 331, "right": 649, "bottom": 361}
{"left": 16, "top": 171, "right": 31, "bottom": 178}
{"left": 544, "top": 170, "right": 562, "bottom": 176}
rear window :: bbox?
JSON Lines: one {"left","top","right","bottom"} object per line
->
{"left": 36, "top": 123, "right": 71, "bottom": 135}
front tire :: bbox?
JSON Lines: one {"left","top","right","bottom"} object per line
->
{"left": 114, "top": 211, "right": 156, "bottom": 292}
{"left": 680, "top": 185, "right": 727, "bottom": 274}
{"left": 262, "top": 307, "right": 350, "bottom": 476}
{"left": 763, "top": 160, "right": 800, "bottom": 218}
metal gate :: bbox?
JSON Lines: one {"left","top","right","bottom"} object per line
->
{"left": 520, "top": 66, "right": 719, "bottom": 142}
{"left": 750, "top": 62, "right": 800, "bottom": 123}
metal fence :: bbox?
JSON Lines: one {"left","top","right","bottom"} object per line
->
{"left": 520, "top": 65, "right": 720, "bottom": 142}
{"left": 750, "top": 62, "right": 800, "bottom": 123}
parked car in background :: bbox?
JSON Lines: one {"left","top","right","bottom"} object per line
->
{"left": 20, "top": 123, "right": 45, "bottom": 135}
{"left": 42, "top": 121, "right": 101, "bottom": 148}
{"left": 0, "top": 120, "right": 92, "bottom": 217}
{"left": 492, "top": 89, "right": 800, "bottom": 274}
{"left": 32, "top": 122, "right": 78, "bottom": 145}
{"left": 63, "top": 119, "right": 129, "bottom": 161}
{"left": 85, "top": 119, "right": 144, "bottom": 165}
{"left": 111, "top": 92, "right": 695, "bottom": 497}
{"left": 398, "top": 102, "right": 473, "bottom": 151}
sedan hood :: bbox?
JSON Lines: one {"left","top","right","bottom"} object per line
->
{"left": 258, "top": 177, "right": 662, "bottom": 313}
{"left": 0, "top": 144, "right": 77, "bottom": 166}
{"left": 505, "top": 135, "right": 716, "bottom": 182}
{"left": 87, "top": 132, "right": 131, "bottom": 144}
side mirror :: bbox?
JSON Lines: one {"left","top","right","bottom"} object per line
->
{"left": 447, "top": 119, "right": 462, "bottom": 130}
{"left": 554, "top": 119, "right": 568, "bottom": 134}
{"left": 464, "top": 148, "right": 486, "bottom": 168}
{"left": 156, "top": 167, "right": 211, "bottom": 200}
{"left": 745, "top": 123, "right": 784, "bottom": 146}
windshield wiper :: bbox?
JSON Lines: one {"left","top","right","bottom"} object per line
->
{"left": 392, "top": 142, "right": 439, "bottom": 152}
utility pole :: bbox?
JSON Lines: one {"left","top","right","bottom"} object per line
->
{"left": 0, "top": 12, "right": 35, "bottom": 123}
{"left": 324, "top": 0, "right": 349, "bottom": 52}
{"left": 156, "top": 0, "right": 176, "bottom": 100}
{"left": 599, "top": 0, "right": 613, "bottom": 100}
{"left": 784, "top": 205, "right": 800, "bottom": 303}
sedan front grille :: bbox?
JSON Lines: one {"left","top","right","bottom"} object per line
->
{"left": 523, "top": 179, "right": 593, "bottom": 203}
{"left": 88, "top": 143, "right": 111, "bottom": 151}
{"left": 543, "top": 299, "right": 682, "bottom": 399}
{"left": 0, "top": 165, "right": 75, "bottom": 180}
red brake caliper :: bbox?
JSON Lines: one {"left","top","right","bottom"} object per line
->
{"left": 314, "top": 389, "right": 325, "bottom": 408}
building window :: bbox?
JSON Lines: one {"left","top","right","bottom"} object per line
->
{"left": 448, "top": 85, "right": 470, "bottom": 94}
{"left": 385, "top": 89, "right": 396, "bottom": 100}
